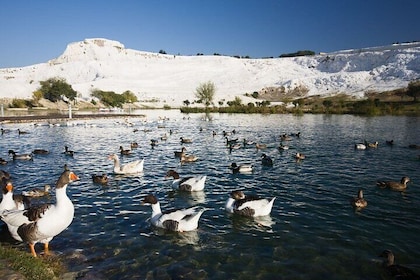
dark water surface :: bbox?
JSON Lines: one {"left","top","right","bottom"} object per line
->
{"left": 1, "top": 111, "right": 419, "bottom": 279}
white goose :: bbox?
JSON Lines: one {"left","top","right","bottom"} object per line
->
{"left": 0, "top": 168, "right": 79, "bottom": 257}
{"left": 165, "top": 169, "right": 206, "bottom": 192}
{"left": 225, "top": 190, "right": 275, "bottom": 217}
{"left": 108, "top": 153, "right": 144, "bottom": 174}
{"left": 0, "top": 179, "right": 26, "bottom": 212}
{"left": 143, "top": 194, "right": 206, "bottom": 232}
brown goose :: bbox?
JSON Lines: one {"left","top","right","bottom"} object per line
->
{"left": 350, "top": 189, "right": 367, "bottom": 209}
{"left": 377, "top": 177, "right": 410, "bottom": 191}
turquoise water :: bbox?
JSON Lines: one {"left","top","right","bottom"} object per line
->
{"left": 1, "top": 111, "right": 419, "bottom": 279}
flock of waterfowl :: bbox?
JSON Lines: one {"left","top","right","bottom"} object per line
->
{"left": 0, "top": 119, "right": 419, "bottom": 279}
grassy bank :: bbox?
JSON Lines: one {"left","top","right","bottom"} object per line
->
{"left": 0, "top": 245, "right": 65, "bottom": 279}
{"left": 180, "top": 94, "right": 420, "bottom": 116}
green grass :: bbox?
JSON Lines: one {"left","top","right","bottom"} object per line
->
{"left": 0, "top": 245, "right": 65, "bottom": 280}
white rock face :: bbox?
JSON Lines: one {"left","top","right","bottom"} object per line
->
{"left": 1, "top": 38, "right": 419, "bottom": 107}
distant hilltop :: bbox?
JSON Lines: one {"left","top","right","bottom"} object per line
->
{"left": 0, "top": 38, "right": 419, "bottom": 107}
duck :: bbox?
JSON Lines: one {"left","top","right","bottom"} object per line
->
{"left": 0, "top": 179, "right": 26, "bottom": 212}
{"left": 280, "top": 134, "right": 292, "bottom": 141}
{"left": 408, "top": 144, "right": 420, "bottom": 149}
{"left": 261, "top": 154, "right": 273, "bottom": 166}
{"left": 350, "top": 189, "right": 367, "bottom": 209}
{"left": 355, "top": 143, "right": 367, "bottom": 150}
{"left": 278, "top": 143, "right": 289, "bottom": 150}
{"left": 92, "top": 174, "right": 109, "bottom": 185}
{"left": 1, "top": 128, "right": 10, "bottom": 134}
{"left": 0, "top": 168, "right": 79, "bottom": 257}
{"left": 63, "top": 146, "right": 74, "bottom": 157}
{"left": 0, "top": 158, "right": 8, "bottom": 165}
{"left": 180, "top": 154, "right": 198, "bottom": 163}
{"left": 366, "top": 140, "right": 379, "bottom": 148}
{"left": 295, "top": 152, "right": 305, "bottom": 160}
{"left": 174, "top": 147, "right": 187, "bottom": 158}
{"left": 119, "top": 146, "right": 131, "bottom": 155}
{"left": 377, "top": 176, "right": 410, "bottom": 191}
{"left": 228, "top": 143, "right": 242, "bottom": 151}
{"left": 8, "top": 150, "right": 33, "bottom": 160}
{"left": 229, "top": 163, "right": 253, "bottom": 174}
{"left": 379, "top": 250, "right": 420, "bottom": 279}
{"left": 226, "top": 137, "right": 238, "bottom": 146}
{"left": 17, "top": 129, "right": 30, "bottom": 135}
{"left": 165, "top": 169, "right": 206, "bottom": 192}
{"left": 386, "top": 140, "right": 394, "bottom": 146}
{"left": 150, "top": 139, "right": 158, "bottom": 148}
{"left": 242, "top": 139, "right": 255, "bottom": 147}
{"left": 180, "top": 137, "right": 192, "bottom": 144}
{"left": 108, "top": 153, "right": 144, "bottom": 174}
{"left": 142, "top": 194, "right": 206, "bottom": 232}
{"left": 32, "top": 149, "right": 49, "bottom": 155}
{"left": 22, "top": 185, "right": 51, "bottom": 198}
{"left": 0, "top": 170, "right": 10, "bottom": 180}
{"left": 255, "top": 143, "right": 267, "bottom": 150}
{"left": 225, "top": 190, "right": 276, "bottom": 217}
{"left": 130, "top": 142, "right": 139, "bottom": 149}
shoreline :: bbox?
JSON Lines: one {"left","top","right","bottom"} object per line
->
{"left": 0, "top": 113, "right": 145, "bottom": 124}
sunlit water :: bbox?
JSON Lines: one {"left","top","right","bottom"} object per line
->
{"left": 1, "top": 111, "right": 419, "bottom": 279}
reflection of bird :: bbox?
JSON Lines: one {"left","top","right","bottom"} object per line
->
{"left": 0, "top": 168, "right": 79, "bottom": 257}
{"left": 22, "top": 185, "right": 51, "bottom": 197}
{"left": 142, "top": 194, "right": 206, "bottom": 232}
{"left": 225, "top": 190, "right": 275, "bottom": 217}
{"left": 377, "top": 177, "right": 410, "bottom": 191}
{"left": 350, "top": 189, "right": 367, "bottom": 209}
{"left": 229, "top": 163, "right": 253, "bottom": 174}
{"left": 379, "top": 250, "right": 420, "bottom": 279}
{"left": 108, "top": 154, "right": 144, "bottom": 174}
{"left": 165, "top": 169, "right": 206, "bottom": 191}
{"left": 261, "top": 154, "right": 273, "bottom": 166}
{"left": 92, "top": 174, "right": 109, "bottom": 185}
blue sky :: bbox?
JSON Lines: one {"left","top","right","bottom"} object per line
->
{"left": 1, "top": 0, "right": 419, "bottom": 68}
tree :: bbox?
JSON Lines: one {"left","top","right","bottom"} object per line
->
{"left": 195, "top": 81, "right": 215, "bottom": 108}
{"left": 121, "top": 90, "right": 138, "bottom": 103}
{"left": 407, "top": 80, "right": 420, "bottom": 102}
{"left": 38, "top": 77, "right": 77, "bottom": 102}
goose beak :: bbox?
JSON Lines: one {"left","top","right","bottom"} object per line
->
{"left": 69, "top": 172, "right": 79, "bottom": 182}
{"left": 6, "top": 182, "right": 13, "bottom": 192}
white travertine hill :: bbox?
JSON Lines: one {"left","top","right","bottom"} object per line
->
{"left": 1, "top": 38, "right": 419, "bottom": 107}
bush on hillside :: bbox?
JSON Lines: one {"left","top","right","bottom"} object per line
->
{"left": 91, "top": 89, "right": 138, "bottom": 108}
{"left": 38, "top": 77, "right": 77, "bottom": 103}
{"left": 407, "top": 80, "right": 420, "bottom": 102}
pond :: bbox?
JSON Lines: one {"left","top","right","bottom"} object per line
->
{"left": 1, "top": 110, "right": 419, "bottom": 279}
